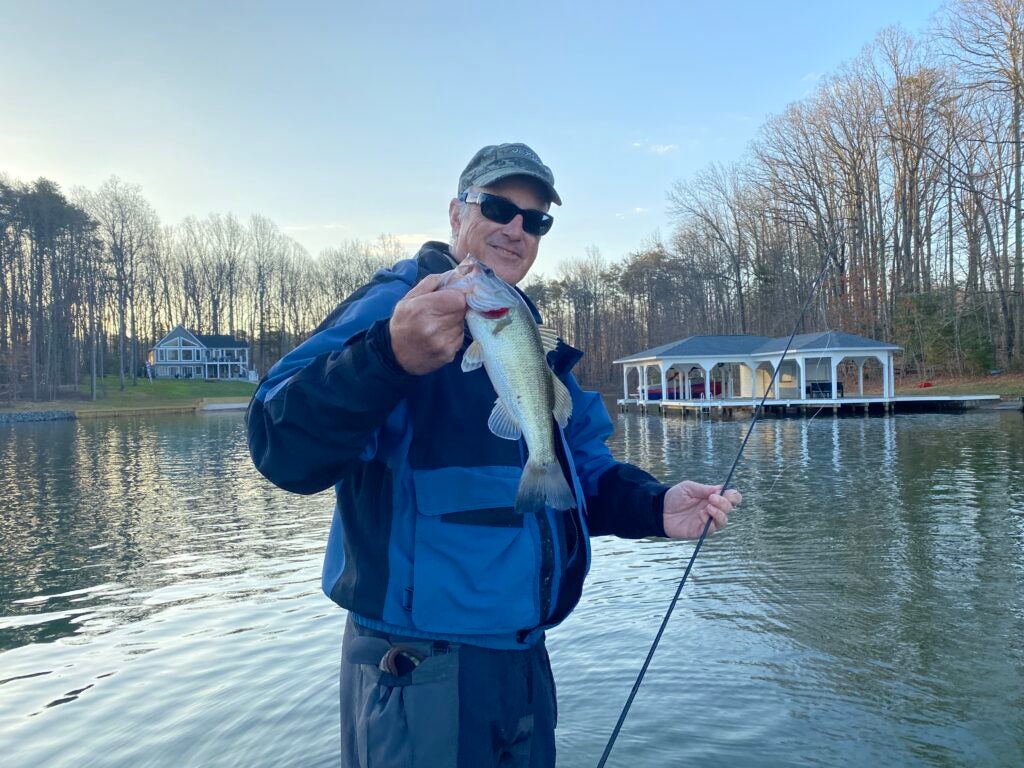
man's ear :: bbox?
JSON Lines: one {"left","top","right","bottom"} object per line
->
{"left": 448, "top": 198, "right": 462, "bottom": 239}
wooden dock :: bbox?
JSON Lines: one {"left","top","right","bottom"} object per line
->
{"left": 616, "top": 394, "right": 1002, "bottom": 417}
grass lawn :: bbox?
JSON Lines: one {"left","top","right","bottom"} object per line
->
{"left": 894, "top": 372, "right": 1024, "bottom": 399}
{"left": 0, "top": 376, "right": 256, "bottom": 413}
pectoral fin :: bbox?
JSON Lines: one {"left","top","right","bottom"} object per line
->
{"left": 487, "top": 398, "right": 522, "bottom": 440}
{"left": 461, "top": 340, "right": 485, "bottom": 372}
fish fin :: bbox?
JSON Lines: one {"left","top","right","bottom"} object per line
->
{"left": 551, "top": 372, "right": 573, "bottom": 428}
{"left": 515, "top": 460, "right": 577, "bottom": 514}
{"left": 538, "top": 326, "right": 559, "bottom": 353}
{"left": 461, "top": 340, "right": 485, "bottom": 372}
{"left": 487, "top": 398, "right": 522, "bottom": 440}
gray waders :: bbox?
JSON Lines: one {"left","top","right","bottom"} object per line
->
{"left": 340, "top": 615, "right": 556, "bottom": 767}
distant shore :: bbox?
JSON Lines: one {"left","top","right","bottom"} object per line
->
{"left": 0, "top": 398, "right": 250, "bottom": 423}
{"left": 1, "top": 373, "right": 1020, "bottom": 422}
{"left": 0, "top": 377, "right": 255, "bottom": 422}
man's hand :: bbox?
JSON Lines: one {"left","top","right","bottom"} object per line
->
{"left": 390, "top": 273, "right": 468, "bottom": 375}
{"left": 662, "top": 481, "right": 742, "bottom": 540}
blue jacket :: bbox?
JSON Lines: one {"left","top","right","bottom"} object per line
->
{"left": 247, "top": 243, "right": 668, "bottom": 648}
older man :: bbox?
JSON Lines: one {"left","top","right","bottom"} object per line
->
{"left": 247, "top": 143, "right": 740, "bottom": 767}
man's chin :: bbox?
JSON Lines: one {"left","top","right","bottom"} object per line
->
{"left": 478, "top": 251, "right": 523, "bottom": 284}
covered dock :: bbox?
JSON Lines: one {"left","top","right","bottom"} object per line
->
{"left": 614, "top": 331, "right": 999, "bottom": 415}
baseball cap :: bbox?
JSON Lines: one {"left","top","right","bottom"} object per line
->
{"left": 458, "top": 143, "right": 562, "bottom": 206}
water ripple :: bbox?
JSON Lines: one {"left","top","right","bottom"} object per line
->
{"left": 0, "top": 410, "right": 1022, "bottom": 766}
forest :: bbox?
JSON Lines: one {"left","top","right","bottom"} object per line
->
{"left": 2, "top": 0, "right": 1021, "bottom": 400}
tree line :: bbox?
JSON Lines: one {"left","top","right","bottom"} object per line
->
{"left": 2, "top": 0, "right": 1021, "bottom": 401}
{"left": 0, "top": 174, "right": 401, "bottom": 401}
{"left": 528, "top": 0, "right": 1024, "bottom": 389}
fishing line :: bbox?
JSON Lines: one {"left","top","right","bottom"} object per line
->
{"left": 596, "top": 249, "right": 835, "bottom": 768}
{"left": 765, "top": 331, "right": 837, "bottom": 495}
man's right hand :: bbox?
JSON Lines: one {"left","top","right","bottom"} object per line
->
{"left": 389, "top": 273, "right": 468, "bottom": 375}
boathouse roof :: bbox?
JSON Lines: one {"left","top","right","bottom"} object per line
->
{"left": 614, "top": 331, "right": 900, "bottom": 364}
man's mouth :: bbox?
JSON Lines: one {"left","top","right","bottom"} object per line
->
{"left": 491, "top": 244, "right": 520, "bottom": 259}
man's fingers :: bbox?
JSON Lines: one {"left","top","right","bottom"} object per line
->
{"left": 426, "top": 288, "right": 468, "bottom": 315}
{"left": 706, "top": 493, "right": 731, "bottom": 530}
{"left": 404, "top": 272, "right": 447, "bottom": 298}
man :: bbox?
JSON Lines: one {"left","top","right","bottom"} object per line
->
{"left": 247, "top": 143, "right": 741, "bottom": 767}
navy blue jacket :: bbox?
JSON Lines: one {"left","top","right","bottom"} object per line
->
{"left": 247, "top": 243, "right": 668, "bottom": 648}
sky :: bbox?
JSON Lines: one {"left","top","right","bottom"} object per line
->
{"left": 2, "top": 0, "right": 943, "bottom": 278}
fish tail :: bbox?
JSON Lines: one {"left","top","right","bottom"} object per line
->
{"left": 515, "top": 460, "right": 577, "bottom": 514}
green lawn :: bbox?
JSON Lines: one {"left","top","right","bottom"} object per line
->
{"left": 1, "top": 376, "right": 256, "bottom": 412}
{"left": 894, "top": 373, "right": 1024, "bottom": 399}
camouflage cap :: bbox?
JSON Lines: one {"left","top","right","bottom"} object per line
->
{"left": 458, "top": 143, "right": 562, "bottom": 206}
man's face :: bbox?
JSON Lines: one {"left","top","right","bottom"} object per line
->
{"left": 448, "top": 176, "right": 549, "bottom": 285}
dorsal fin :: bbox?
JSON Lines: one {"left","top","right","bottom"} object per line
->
{"left": 538, "top": 326, "right": 559, "bottom": 354}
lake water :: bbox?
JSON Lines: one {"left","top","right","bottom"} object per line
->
{"left": 0, "top": 406, "right": 1022, "bottom": 767}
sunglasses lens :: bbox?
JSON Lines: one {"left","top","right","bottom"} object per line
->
{"left": 526, "top": 213, "right": 553, "bottom": 237}
{"left": 480, "top": 196, "right": 518, "bottom": 225}
{"left": 476, "top": 193, "right": 553, "bottom": 236}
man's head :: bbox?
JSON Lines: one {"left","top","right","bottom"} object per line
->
{"left": 449, "top": 143, "right": 561, "bottom": 285}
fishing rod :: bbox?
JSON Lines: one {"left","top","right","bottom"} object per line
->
{"left": 596, "top": 248, "right": 836, "bottom": 768}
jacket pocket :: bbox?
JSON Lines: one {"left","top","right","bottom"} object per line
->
{"left": 410, "top": 466, "right": 540, "bottom": 634}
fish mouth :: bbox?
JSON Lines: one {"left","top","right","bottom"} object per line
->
{"left": 445, "top": 255, "right": 517, "bottom": 315}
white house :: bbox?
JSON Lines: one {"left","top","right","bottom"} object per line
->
{"left": 148, "top": 325, "right": 253, "bottom": 380}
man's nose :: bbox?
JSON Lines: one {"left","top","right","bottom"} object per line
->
{"left": 500, "top": 214, "right": 525, "bottom": 238}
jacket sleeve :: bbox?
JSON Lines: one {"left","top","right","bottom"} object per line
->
{"left": 562, "top": 373, "right": 669, "bottom": 539}
{"left": 247, "top": 279, "right": 416, "bottom": 495}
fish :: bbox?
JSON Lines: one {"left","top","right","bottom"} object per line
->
{"left": 442, "top": 255, "right": 576, "bottom": 514}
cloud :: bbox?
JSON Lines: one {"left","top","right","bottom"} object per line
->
{"left": 615, "top": 208, "right": 648, "bottom": 220}
{"left": 630, "top": 140, "right": 679, "bottom": 155}
{"left": 800, "top": 71, "right": 825, "bottom": 98}
{"left": 283, "top": 221, "right": 348, "bottom": 233}
{"left": 392, "top": 232, "right": 438, "bottom": 249}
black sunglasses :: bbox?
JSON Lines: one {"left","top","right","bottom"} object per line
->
{"left": 461, "top": 191, "right": 554, "bottom": 237}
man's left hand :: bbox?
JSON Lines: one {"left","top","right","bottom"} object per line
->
{"left": 662, "top": 481, "right": 742, "bottom": 540}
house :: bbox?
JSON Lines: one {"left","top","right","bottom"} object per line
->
{"left": 148, "top": 325, "right": 254, "bottom": 380}
{"left": 615, "top": 331, "right": 902, "bottom": 404}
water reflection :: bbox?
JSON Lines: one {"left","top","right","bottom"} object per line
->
{"left": 0, "top": 409, "right": 1022, "bottom": 767}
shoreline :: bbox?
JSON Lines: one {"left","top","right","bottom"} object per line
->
{"left": 0, "top": 399, "right": 250, "bottom": 423}
{"left": 2, "top": 397, "right": 1019, "bottom": 424}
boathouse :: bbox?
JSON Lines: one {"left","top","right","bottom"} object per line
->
{"left": 615, "top": 331, "right": 902, "bottom": 413}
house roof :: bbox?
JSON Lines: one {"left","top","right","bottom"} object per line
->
{"left": 194, "top": 333, "right": 248, "bottom": 349}
{"left": 615, "top": 330, "right": 900, "bottom": 364}
{"left": 152, "top": 324, "right": 249, "bottom": 349}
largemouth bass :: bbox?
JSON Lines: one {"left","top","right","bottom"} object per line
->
{"left": 442, "top": 256, "right": 576, "bottom": 514}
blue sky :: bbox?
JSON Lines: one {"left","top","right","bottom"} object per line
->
{"left": 2, "top": 1, "right": 941, "bottom": 277}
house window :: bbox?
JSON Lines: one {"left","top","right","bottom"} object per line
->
{"left": 158, "top": 349, "right": 166, "bottom": 362}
